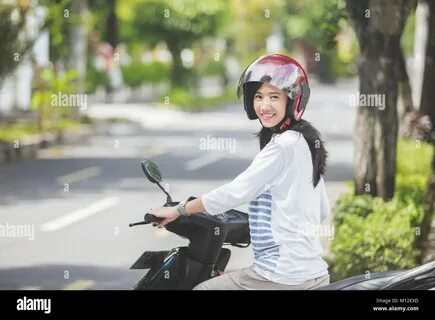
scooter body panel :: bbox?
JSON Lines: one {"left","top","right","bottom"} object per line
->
{"left": 132, "top": 247, "right": 215, "bottom": 290}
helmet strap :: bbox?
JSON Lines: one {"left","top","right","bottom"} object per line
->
{"left": 270, "top": 99, "right": 294, "bottom": 133}
{"left": 279, "top": 117, "right": 292, "bottom": 131}
{"left": 268, "top": 116, "right": 291, "bottom": 134}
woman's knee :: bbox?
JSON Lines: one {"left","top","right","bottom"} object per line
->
{"left": 192, "top": 282, "right": 207, "bottom": 290}
{"left": 192, "top": 273, "right": 237, "bottom": 290}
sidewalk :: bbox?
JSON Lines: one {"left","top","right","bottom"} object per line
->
{"left": 86, "top": 102, "right": 260, "bottom": 132}
{"left": 0, "top": 126, "right": 94, "bottom": 165}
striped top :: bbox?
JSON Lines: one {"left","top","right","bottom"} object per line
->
{"left": 202, "top": 130, "right": 330, "bottom": 285}
{"left": 248, "top": 192, "right": 282, "bottom": 274}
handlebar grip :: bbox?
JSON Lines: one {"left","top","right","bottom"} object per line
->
{"left": 144, "top": 213, "right": 155, "bottom": 224}
{"left": 144, "top": 213, "right": 164, "bottom": 224}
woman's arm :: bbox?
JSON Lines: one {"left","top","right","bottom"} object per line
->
{"left": 150, "top": 197, "right": 206, "bottom": 228}
{"left": 151, "top": 142, "right": 288, "bottom": 226}
{"left": 185, "top": 198, "right": 206, "bottom": 214}
{"left": 201, "top": 142, "right": 287, "bottom": 215}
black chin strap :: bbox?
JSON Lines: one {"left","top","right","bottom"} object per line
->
{"left": 271, "top": 99, "right": 294, "bottom": 133}
{"left": 271, "top": 114, "right": 294, "bottom": 133}
{"left": 270, "top": 117, "right": 285, "bottom": 133}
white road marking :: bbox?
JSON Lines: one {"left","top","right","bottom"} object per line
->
{"left": 19, "top": 286, "right": 41, "bottom": 290}
{"left": 185, "top": 153, "right": 225, "bottom": 171}
{"left": 63, "top": 280, "right": 95, "bottom": 290}
{"left": 40, "top": 197, "right": 120, "bottom": 232}
{"left": 57, "top": 166, "right": 101, "bottom": 185}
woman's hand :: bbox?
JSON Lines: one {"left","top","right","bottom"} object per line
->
{"left": 150, "top": 206, "right": 180, "bottom": 228}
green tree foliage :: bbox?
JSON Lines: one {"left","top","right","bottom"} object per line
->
{"left": 283, "top": 0, "right": 346, "bottom": 50}
{"left": 0, "top": 0, "right": 75, "bottom": 82}
{"left": 281, "top": 0, "right": 356, "bottom": 81}
{"left": 40, "top": 0, "right": 72, "bottom": 64}
{"left": 32, "top": 67, "right": 78, "bottom": 131}
{"left": 0, "top": 2, "right": 32, "bottom": 81}
{"left": 118, "top": 0, "right": 227, "bottom": 88}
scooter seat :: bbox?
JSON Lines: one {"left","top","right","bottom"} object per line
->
{"left": 317, "top": 271, "right": 404, "bottom": 290}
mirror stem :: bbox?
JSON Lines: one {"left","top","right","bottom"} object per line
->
{"left": 157, "top": 182, "right": 172, "bottom": 203}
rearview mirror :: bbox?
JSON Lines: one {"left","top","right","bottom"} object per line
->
{"left": 141, "top": 160, "right": 163, "bottom": 184}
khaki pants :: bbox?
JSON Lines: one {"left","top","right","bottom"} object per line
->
{"left": 193, "top": 266, "right": 330, "bottom": 290}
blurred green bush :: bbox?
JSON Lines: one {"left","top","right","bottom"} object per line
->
{"left": 121, "top": 61, "right": 170, "bottom": 88}
{"left": 159, "top": 87, "right": 238, "bottom": 111}
{"left": 328, "top": 139, "right": 433, "bottom": 281}
{"left": 86, "top": 63, "right": 109, "bottom": 93}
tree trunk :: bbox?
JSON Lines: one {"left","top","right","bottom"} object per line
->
{"left": 69, "top": 0, "right": 88, "bottom": 119}
{"left": 34, "top": 63, "right": 44, "bottom": 133}
{"left": 106, "top": 0, "right": 118, "bottom": 48}
{"left": 346, "top": 0, "right": 416, "bottom": 200}
{"left": 420, "top": 0, "right": 435, "bottom": 129}
{"left": 398, "top": 47, "right": 415, "bottom": 117}
{"left": 413, "top": 1, "right": 430, "bottom": 108}
{"left": 374, "top": 36, "right": 400, "bottom": 200}
{"left": 166, "top": 41, "right": 190, "bottom": 89}
{"left": 354, "top": 65, "right": 378, "bottom": 196}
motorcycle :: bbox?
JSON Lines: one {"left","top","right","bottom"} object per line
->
{"left": 129, "top": 159, "right": 435, "bottom": 290}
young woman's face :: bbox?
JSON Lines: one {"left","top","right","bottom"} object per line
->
{"left": 253, "top": 83, "right": 288, "bottom": 128}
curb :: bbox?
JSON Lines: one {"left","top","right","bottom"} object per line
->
{"left": 57, "top": 126, "right": 94, "bottom": 145}
{"left": 0, "top": 125, "right": 94, "bottom": 165}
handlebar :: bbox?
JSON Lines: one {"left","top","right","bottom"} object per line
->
{"left": 129, "top": 213, "right": 163, "bottom": 227}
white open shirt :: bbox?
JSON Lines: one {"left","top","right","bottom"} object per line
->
{"left": 202, "top": 130, "right": 330, "bottom": 285}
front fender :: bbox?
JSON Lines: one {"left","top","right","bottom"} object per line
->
{"left": 130, "top": 250, "right": 170, "bottom": 269}
{"left": 132, "top": 248, "right": 182, "bottom": 290}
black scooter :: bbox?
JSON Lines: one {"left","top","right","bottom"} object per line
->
{"left": 129, "top": 159, "right": 435, "bottom": 290}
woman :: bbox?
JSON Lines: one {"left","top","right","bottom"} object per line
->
{"left": 150, "top": 54, "right": 331, "bottom": 290}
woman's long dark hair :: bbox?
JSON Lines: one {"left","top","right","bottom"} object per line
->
{"left": 248, "top": 83, "right": 327, "bottom": 188}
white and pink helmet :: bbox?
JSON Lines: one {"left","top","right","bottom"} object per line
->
{"left": 237, "top": 53, "right": 311, "bottom": 122}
